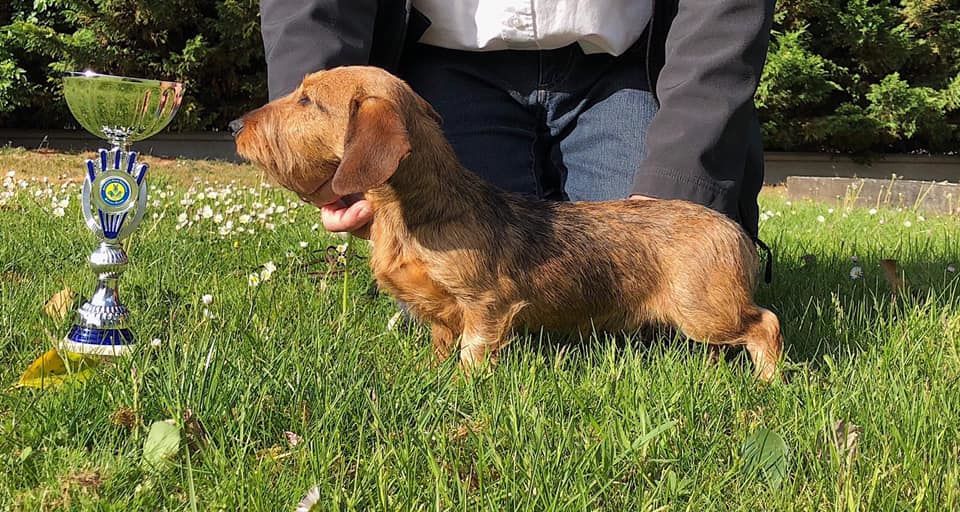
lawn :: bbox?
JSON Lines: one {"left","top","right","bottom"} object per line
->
{"left": 2, "top": 147, "right": 959, "bottom": 510}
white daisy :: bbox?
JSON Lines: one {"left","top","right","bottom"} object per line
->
{"left": 284, "top": 431, "right": 302, "bottom": 447}
{"left": 296, "top": 486, "right": 321, "bottom": 512}
{"left": 299, "top": 241, "right": 309, "bottom": 249}
{"left": 202, "top": 294, "right": 214, "bottom": 305}
{"left": 816, "top": 215, "right": 826, "bottom": 223}
{"left": 260, "top": 261, "right": 277, "bottom": 282}
{"left": 150, "top": 337, "right": 162, "bottom": 347}
{"left": 248, "top": 273, "right": 261, "bottom": 287}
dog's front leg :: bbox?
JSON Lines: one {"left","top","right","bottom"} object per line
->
{"left": 459, "top": 330, "right": 499, "bottom": 368}
{"left": 431, "top": 322, "right": 459, "bottom": 360}
{"left": 458, "top": 303, "right": 524, "bottom": 369}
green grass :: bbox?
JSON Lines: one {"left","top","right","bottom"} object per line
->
{"left": 2, "top": 152, "right": 959, "bottom": 510}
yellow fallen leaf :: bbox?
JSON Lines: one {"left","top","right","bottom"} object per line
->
{"left": 15, "top": 347, "right": 100, "bottom": 390}
{"left": 43, "top": 287, "right": 76, "bottom": 322}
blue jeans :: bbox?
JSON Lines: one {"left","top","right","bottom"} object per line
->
{"left": 400, "top": 42, "right": 657, "bottom": 201}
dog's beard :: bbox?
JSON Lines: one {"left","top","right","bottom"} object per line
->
{"left": 238, "top": 118, "right": 337, "bottom": 193}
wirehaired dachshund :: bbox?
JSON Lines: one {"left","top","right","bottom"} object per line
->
{"left": 234, "top": 66, "right": 782, "bottom": 380}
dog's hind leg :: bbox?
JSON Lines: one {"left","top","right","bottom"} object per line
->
{"left": 677, "top": 305, "right": 783, "bottom": 382}
{"left": 739, "top": 307, "right": 783, "bottom": 382}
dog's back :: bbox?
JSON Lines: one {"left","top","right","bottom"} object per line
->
{"left": 490, "top": 195, "right": 759, "bottom": 334}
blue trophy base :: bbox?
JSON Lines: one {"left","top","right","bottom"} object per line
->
{"left": 61, "top": 325, "right": 136, "bottom": 356}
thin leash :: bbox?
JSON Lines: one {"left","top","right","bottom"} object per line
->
{"left": 755, "top": 238, "right": 773, "bottom": 284}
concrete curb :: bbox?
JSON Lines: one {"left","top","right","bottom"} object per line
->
{"left": 3, "top": 130, "right": 959, "bottom": 185}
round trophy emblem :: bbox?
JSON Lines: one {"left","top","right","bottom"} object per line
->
{"left": 91, "top": 171, "right": 139, "bottom": 214}
{"left": 101, "top": 178, "right": 130, "bottom": 206}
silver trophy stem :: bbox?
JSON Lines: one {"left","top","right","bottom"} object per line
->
{"left": 107, "top": 132, "right": 130, "bottom": 153}
{"left": 62, "top": 240, "right": 134, "bottom": 356}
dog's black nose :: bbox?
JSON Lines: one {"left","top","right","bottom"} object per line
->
{"left": 228, "top": 118, "right": 244, "bottom": 136}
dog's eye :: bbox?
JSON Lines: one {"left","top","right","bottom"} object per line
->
{"left": 297, "top": 95, "right": 311, "bottom": 106}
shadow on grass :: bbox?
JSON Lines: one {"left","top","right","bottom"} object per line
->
{"left": 502, "top": 251, "right": 960, "bottom": 377}
{"left": 764, "top": 253, "right": 959, "bottom": 364}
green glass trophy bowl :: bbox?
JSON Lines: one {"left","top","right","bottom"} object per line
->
{"left": 63, "top": 71, "right": 184, "bottom": 148}
{"left": 60, "top": 71, "right": 184, "bottom": 356}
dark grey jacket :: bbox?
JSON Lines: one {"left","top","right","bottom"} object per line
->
{"left": 259, "top": 0, "right": 774, "bottom": 237}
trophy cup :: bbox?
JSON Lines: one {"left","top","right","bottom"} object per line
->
{"left": 60, "top": 71, "right": 184, "bottom": 356}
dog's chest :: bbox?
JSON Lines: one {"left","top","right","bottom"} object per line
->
{"left": 369, "top": 235, "right": 462, "bottom": 324}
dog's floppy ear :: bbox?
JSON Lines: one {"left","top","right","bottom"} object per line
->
{"left": 331, "top": 95, "right": 412, "bottom": 196}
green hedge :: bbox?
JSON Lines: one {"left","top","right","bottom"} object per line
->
{"left": 2, "top": 0, "right": 959, "bottom": 153}
{"left": 0, "top": 0, "right": 265, "bottom": 133}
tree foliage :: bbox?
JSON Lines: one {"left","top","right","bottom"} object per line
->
{"left": 0, "top": 0, "right": 264, "bottom": 132}
{"left": 1, "top": 0, "right": 958, "bottom": 153}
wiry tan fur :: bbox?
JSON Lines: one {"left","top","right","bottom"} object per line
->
{"left": 236, "top": 66, "right": 783, "bottom": 381}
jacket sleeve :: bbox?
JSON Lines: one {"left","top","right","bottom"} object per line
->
{"left": 260, "top": 0, "right": 379, "bottom": 100}
{"left": 633, "top": 0, "right": 774, "bottom": 223}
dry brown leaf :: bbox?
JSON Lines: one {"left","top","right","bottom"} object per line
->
{"left": 1, "top": 271, "right": 26, "bottom": 283}
{"left": 109, "top": 407, "right": 139, "bottom": 430}
{"left": 879, "top": 259, "right": 906, "bottom": 294}
{"left": 450, "top": 419, "right": 488, "bottom": 442}
{"left": 51, "top": 468, "right": 104, "bottom": 509}
{"left": 43, "top": 287, "right": 76, "bottom": 322}
{"left": 62, "top": 470, "right": 103, "bottom": 493}
{"left": 182, "top": 408, "right": 209, "bottom": 450}
{"left": 832, "top": 419, "right": 862, "bottom": 470}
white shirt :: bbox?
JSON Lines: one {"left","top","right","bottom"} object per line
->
{"left": 412, "top": 0, "right": 651, "bottom": 56}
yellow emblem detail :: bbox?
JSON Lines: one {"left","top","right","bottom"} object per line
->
{"left": 104, "top": 181, "right": 127, "bottom": 202}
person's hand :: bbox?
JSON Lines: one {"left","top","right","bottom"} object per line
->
{"left": 298, "top": 181, "right": 373, "bottom": 239}
{"left": 320, "top": 195, "right": 373, "bottom": 239}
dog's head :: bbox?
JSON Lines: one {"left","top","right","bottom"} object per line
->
{"left": 233, "top": 66, "right": 440, "bottom": 198}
